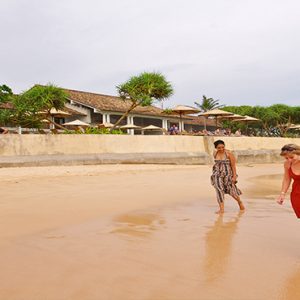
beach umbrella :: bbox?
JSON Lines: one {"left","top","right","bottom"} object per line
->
{"left": 220, "top": 114, "right": 246, "bottom": 120}
{"left": 288, "top": 124, "right": 300, "bottom": 130}
{"left": 98, "top": 122, "right": 114, "bottom": 128}
{"left": 142, "top": 125, "right": 163, "bottom": 135}
{"left": 49, "top": 108, "right": 71, "bottom": 117}
{"left": 39, "top": 108, "right": 71, "bottom": 118}
{"left": 199, "top": 109, "right": 234, "bottom": 129}
{"left": 63, "top": 119, "right": 90, "bottom": 126}
{"left": 142, "top": 125, "right": 163, "bottom": 131}
{"left": 232, "top": 115, "right": 260, "bottom": 122}
{"left": 232, "top": 115, "right": 261, "bottom": 135}
{"left": 120, "top": 124, "right": 142, "bottom": 130}
{"left": 169, "top": 105, "right": 200, "bottom": 132}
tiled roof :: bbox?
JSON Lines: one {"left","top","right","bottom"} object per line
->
{"left": 65, "top": 88, "right": 181, "bottom": 118}
{"left": 64, "top": 106, "right": 86, "bottom": 116}
{"left": 64, "top": 88, "right": 215, "bottom": 126}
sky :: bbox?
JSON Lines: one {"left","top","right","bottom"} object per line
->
{"left": 1, "top": 0, "right": 300, "bottom": 107}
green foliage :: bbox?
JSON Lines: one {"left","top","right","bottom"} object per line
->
{"left": 117, "top": 72, "right": 173, "bottom": 107}
{"left": 194, "top": 95, "right": 223, "bottom": 112}
{"left": 0, "top": 85, "right": 13, "bottom": 103}
{"left": 162, "top": 108, "right": 173, "bottom": 114}
{"left": 63, "top": 127, "right": 125, "bottom": 135}
{"left": 3, "top": 84, "right": 68, "bottom": 128}
{"left": 20, "top": 84, "right": 67, "bottom": 113}
{"left": 223, "top": 104, "right": 300, "bottom": 136}
{"left": 0, "top": 85, "right": 15, "bottom": 126}
{"left": 113, "top": 72, "right": 173, "bottom": 129}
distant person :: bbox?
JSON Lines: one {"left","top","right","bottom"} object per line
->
{"left": 169, "top": 124, "right": 179, "bottom": 135}
{"left": 0, "top": 127, "right": 8, "bottom": 134}
{"left": 235, "top": 129, "right": 241, "bottom": 136}
{"left": 277, "top": 144, "right": 300, "bottom": 218}
{"left": 211, "top": 140, "right": 245, "bottom": 214}
{"left": 226, "top": 129, "right": 232, "bottom": 136}
{"left": 214, "top": 128, "right": 220, "bottom": 135}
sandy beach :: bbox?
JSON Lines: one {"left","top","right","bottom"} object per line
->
{"left": 0, "top": 163, "right": 299, "bottom": 300}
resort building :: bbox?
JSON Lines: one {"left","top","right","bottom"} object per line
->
{"left": 59, "top": 88, "right": 215, "bottom": 134}
{"left": 1, "top": 86, "right": 216, "bottom": 134}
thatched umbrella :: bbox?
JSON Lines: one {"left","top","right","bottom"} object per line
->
{"left": 39, "top": 108, "right": 71, "bottom": 118}
{"left": 120, "top": 124, "right": 142, "bottom": 130}
{"left": 98, "top": 122, "right": 114, "bottom": 128}
{"left": 288, "top": 124, "right": 300, "bottom": 130}
{"left": 170, "top": 105, "right": 200, "bottom": 132}
{"left": 232, "top": 115, "right": 261, "bottom": 135}
{"left": 142, "top": 125, "right": 163, "bottom": 135}
{"left": 220, "top": 113, "right": 246, "bottom": 120}
{"left": 63, "top": 119, "right": 90, "bottom": 126}
{"left": 233, "top": 115, "right": 260, "bottom": 123}
{"left": 199, "top": 109, "right": 234, "bottom": 129}
{"left": 142, "top": 125, "right": 163, "bottom": 130}
{"left": 49, "top": 108, "right": 72, "bottom": 117}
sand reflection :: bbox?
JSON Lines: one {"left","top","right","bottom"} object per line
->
{"left": 280, "top": 267, "right": 300, "bottom": 300}
{"left": 245, "top": 174, "right": 282, "bottom": 199}
{"left": 111, "top": 212, "right": 165, "bottom": 238}
{"left": 204, "top": 212, "right": 243, "bottom": 283}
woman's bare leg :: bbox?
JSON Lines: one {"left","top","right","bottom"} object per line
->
{"left": 233, "top": 196, "right": 245, "bottom": 211}
{"left": 215, "top": 202, "right": 225, "bottom": 214}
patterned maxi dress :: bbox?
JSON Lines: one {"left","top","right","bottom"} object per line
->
{"left": 211, "top": 152, "right": 242, "bottom": 204}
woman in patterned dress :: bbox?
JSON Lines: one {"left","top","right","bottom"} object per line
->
{"left": 277, "top": 144, "right": 300, "bottom": 218}
{"left": 211, "top": 140, "right": 245, "bottom": 214}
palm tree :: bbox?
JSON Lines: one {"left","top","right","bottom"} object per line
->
{"left": 194, "top": 95, "right": 223, "bottom": 131}
{"left": 111, "top": 72, "right": 173, "bottom": 130}
{"left": 194, "top": 95, "right": 223, "bottom": 112}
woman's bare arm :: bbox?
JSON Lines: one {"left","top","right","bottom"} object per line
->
{"left": 227, "top": 151, "right": 237, "bottom": 178}
{"left": 277, "top": 161, "right": 292, "bottom": 204}
{"left": 281, "top": 161, "right": 292, "bottom": 194}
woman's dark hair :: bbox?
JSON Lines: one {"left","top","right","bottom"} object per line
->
{"left": 214, "top": 140, "right": 225, "bottom": 148}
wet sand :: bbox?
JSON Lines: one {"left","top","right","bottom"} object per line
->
{"left": 0, "top": 164, "right": 299, "bottom": 300}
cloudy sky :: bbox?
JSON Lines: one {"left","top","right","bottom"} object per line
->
{"left": 1, "top": 0, "right": 300, "bottom": 107}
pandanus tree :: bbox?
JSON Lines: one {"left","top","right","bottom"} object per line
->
{"left": 111, "top": 72, "right": 173, "bottom": 130}
{"left": 14, "top": 84, "right": 68, "bottom": 129}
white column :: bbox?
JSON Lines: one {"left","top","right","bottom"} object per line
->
{"left": 178, "top": 120, "right": 182, "bottom": 132}
{"left": 106, "top": 114, "right": 110, "bottom": 123}
{"left": 162, "top": 119, "right": 168, "bottom": 130}
{"left": 130, "top": 116, "right": 134, "bottom": 135}
{"left": 126, "top": 116, "right": 132, "bottom": 135}
{"left": 50, "top": 116, "right": 55, "bottom": 129}
{"left": 103, "top": 113, "right": 107, "bottom": 123}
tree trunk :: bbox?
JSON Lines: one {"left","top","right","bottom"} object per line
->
{"left": 110, "top": 102, "right": 139, "bottom": 131}
{"left": 45, "top": 117, "right": 68, "bottom": 130}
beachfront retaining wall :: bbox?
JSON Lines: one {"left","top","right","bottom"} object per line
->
{"left": 0, "top": 135, "right": 299, "bottom": 167}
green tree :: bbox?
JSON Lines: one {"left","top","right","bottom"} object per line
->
{"left": 0, "top": 85, "right": 15, "bottom": 126}
{"left": 194, "top": 95, "right": 223, "bottom": 112}
{"left": 12, "top": 84, "right": 68, "bottom": 129}
{"left": 223, "top": 104, "right": 300, "bottom": 136}
{"left": 0, "top": 84, "right": 13, "bottom": 103}
{"left": 112, "top": 72, "right": 173, "bottom": 129}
